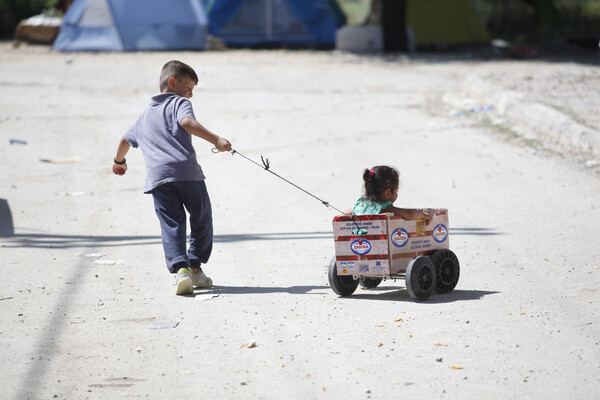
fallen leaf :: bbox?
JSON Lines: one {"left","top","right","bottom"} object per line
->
{"left": 451, "top": 366, "right": 464, "bottom": 370}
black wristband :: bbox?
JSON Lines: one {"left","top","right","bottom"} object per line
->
{"left": 114, "top": 158, "right": 126, "bottom": 165}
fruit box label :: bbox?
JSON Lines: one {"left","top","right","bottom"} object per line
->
{"left": 332, "top": 210, "right": 450, "bottom": 276}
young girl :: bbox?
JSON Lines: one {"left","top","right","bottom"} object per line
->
{"left": 353, "top": 165, "right": 432, "bottom": 224}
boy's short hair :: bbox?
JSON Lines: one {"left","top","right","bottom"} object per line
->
{"left": 159, "top": 60, "right": 198, "bottom": 92}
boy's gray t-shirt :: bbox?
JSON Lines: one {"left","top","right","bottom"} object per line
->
{"left": 125, "top": 93, "right": 205, "bottom": 193}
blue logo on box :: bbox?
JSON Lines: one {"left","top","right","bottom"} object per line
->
{"left": 391, "top": 228, "right": 409, "bottom": 247}
{"left": 433, "top": 224, "right": 448, "bottom": 243}
{"left": 351, "top": 239, "right": 371, "bottom": 255}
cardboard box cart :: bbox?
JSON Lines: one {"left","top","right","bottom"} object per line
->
{"left": 329, "top": 209, "right": 460, "bottom": 301}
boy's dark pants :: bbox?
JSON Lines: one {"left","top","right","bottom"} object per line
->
{"left": 151, "top": 181, "right": 213, "bottom": 273}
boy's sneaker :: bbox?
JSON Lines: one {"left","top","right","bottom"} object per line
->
{"left": 191, "top": 268, "right": 213, "bottom": 288}
{"left": 175, "top": 268, "right": 193, "bottom": 295}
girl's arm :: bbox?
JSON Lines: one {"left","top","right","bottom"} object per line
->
{"left": 381, "top": 206, "right": 433, "bottom": 225}
{"left": 180, "top": 117, "right": 232, "bottom": 152}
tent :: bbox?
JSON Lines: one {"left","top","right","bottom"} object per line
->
{"left": 406, "top": 0, "right": 489, "bottom": 46}
{"left": 204, "top": 0, "right": 346, "bottom": 48}
{"left": 53, "top": 0, "right": 208, "bottom": 51}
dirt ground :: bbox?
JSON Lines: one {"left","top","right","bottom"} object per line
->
{"left": 1, "top": 43, "right": 599, "bottom": 400}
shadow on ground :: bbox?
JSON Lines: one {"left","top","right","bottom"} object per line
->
{"left": 0, "top": 198, "right": 14, "bottom": 237}
{"left": 342, "top": 288, "right": 499, "bottom": 303}
{"left": 179, "top": 285, "right": 498, "bottom": 304}
{"left": 1, "top": 227, "right": 501, "bottom": 249}
{"left": 184, "top": 285, "right": 328, "bottom": 297}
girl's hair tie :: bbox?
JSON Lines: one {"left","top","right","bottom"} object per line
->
{"left": 368, "top": 169, "right": 375, "bottom": 176}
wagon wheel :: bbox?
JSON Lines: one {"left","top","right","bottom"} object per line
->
{"left": 359, "top": 277, "right": 383, "bottom": 289}
{"left": 430, "top": 249, "right": 460, "bottom": 294}
{"left": 405, "top": 256, "right": 436, "bottom": 301}
{"left": 328, "top": 256, "right": 358, "bottom": 296}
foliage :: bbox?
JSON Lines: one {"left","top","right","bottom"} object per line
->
{"left": 0, "top": 0, "right": 60, "bottom": 38}
{"left": 472, "top": 0, "right": 600, "bottom": 42}
{"left": 338, "top": 0, "right": 600, "bottom": 42}
{"left": 555, "top": 0, "right": 600, "bottom": 37}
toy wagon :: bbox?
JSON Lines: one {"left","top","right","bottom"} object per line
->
{"left": 328, "top": 209, "right": 460, "bottom": 301}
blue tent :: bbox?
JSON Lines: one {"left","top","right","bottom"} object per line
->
{"left": 53, "top": 0, "right": 208, "bottom": 51}
{"left": 205, "top": 0, "right": 346, "bottom": 48}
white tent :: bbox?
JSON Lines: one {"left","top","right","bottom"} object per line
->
{"left": 53, "top": 0, "right": 208, "bottom": 51}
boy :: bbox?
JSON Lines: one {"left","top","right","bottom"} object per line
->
{"left": 112, "top": 60, "right": 232, "bottom": 295}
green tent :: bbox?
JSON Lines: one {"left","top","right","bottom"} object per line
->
{"left": 406, "top": 0, "right": 489, "bottom": 46}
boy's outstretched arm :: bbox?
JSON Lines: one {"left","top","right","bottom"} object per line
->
{"left": 113, "top": 136, "right": 130, "bottom": 176}
{"left": 180, "top": 117, "right": 232, "bottom": 152}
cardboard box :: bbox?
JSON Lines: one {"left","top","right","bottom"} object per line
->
{"left": 14, "top": 15, "right": 61, "bottom": 45}
{"left": 332, "top": 209, "right": 449, "bottom": 276}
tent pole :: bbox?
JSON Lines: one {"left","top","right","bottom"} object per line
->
{"left": 266, "top": 0, "right": 273, "bottom": 40}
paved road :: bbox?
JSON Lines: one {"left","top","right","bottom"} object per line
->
{"left": 1, "top": 45, "right": 599, "bottom": 399}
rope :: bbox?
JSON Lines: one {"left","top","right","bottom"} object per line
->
{"left": 214, "top": 148, "right": 361, "bottom": 230}
{"left": 229, "top": 149, "right": 349, "bottom": 215}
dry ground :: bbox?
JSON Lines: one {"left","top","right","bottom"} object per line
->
{"left": 1, "top": 43, "right": 599, "bottom": 399}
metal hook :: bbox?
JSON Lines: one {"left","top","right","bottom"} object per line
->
{"left": 261, "top": 155, "right": 270, "bottom": 170}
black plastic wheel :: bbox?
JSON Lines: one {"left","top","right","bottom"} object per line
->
{"left": 328, "top": 256, "right": 359, "bottom": 296}
{"left": 359, "top": 277, "right": 383, "bottom": 289}
{"left": 405, "top": 256, "right": 436, "bottom": 301}
{"left": 430, "top": 249, "right": 460, "bottom": 294}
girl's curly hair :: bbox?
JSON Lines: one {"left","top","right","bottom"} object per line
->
{"left": 363, "top": 166, "right": 399, "bottom": 201}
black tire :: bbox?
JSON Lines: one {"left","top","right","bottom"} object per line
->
{"left": 430, "top": 249, "right": 460, "bottom": 294}
{"left": 359, "top": 277, "right": 383, "bottom": 289}
{"left": 405, "top": 256, "right": 436, "bottom": 301}
{"left": 328, "top": 256, "right": 358, "bottom": 296}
